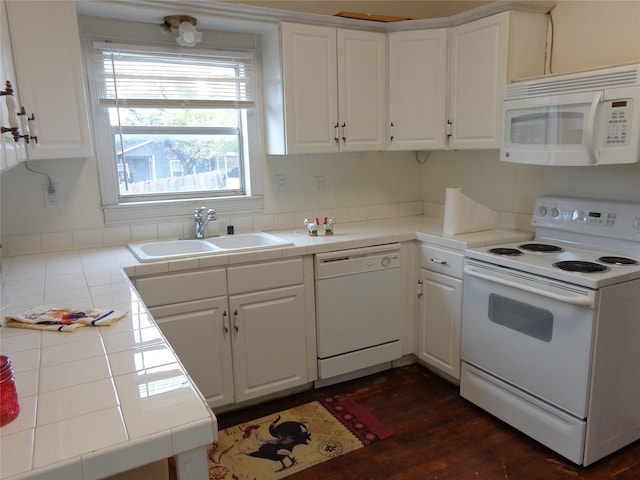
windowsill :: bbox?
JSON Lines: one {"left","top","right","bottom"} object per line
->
{"left": 103, "top": 195, "right": 264, "bottom": 225}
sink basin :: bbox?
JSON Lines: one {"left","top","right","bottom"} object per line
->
{"left": 128, "top": 239, "right": 221, "bottom": 262}
{"left": 128, "top": 233, "right": 293, "bottom": 262}
{"left": 206, "top": 232, "right": 293, "bottom": 251}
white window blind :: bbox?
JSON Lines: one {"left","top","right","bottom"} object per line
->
{"left": 92, "top": 42, "right": 256, "bottom": 109}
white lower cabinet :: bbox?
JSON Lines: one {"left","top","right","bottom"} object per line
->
{"left": 149, "top": 297, "right": 233, "bottom": 408}
{"left": 418, "top": 244, "right": 464, "bottom": 381}
{"left": 229, "top": 285, "right": 306, "bottom": 402}
{"left": 134, "top": 258, "right": 313, "bottom": 409}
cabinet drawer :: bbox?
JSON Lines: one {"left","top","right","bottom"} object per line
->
{"left": 421, "top": 244, "right": 463, "bottom": 278}
{"left": 135, "top": 268, "right": 227, "bottom": 307}
{"left": 228, "top": 258, "right": 303, "bottom": 295}
{"left": 148, "top": 298, "right": 222, "bottom": 318}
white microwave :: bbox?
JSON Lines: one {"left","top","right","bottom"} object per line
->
{"left": 501, "top": 64, "right": 640, "bottom": 166}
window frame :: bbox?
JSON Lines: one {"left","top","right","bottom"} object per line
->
{"left": 83, "top": 31, "right": 264, "bottom": 226}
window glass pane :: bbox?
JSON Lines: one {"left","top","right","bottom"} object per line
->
{"left": 110, "top": 108, "right": 239, "bottom": 128}
{"left": 115, "top": 133, "right": 240, "bottom": 196}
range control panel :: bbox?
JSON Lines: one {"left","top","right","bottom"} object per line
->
{"left": 532, "top": 196, "right": 640, "bottom": 239}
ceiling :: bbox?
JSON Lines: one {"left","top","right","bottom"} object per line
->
{"left": 217, "top": 1, "right": 493, "bottom": 20}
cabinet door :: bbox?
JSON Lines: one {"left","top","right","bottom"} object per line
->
{"left": 5, "top": 0, "right": 91, "bottom": 160}
{"left": 449, "top": 12, "right": 508, "bottom": 149}
{"left": 230, "top": 285, "right": 306, "bottom": 403}
{"left": 151, "top": 297, "right": 234, "bottom": 409}
{"left": 281, "top": 23, "right": 338, "bottom": 154}
{"left": 388, "top": 29, "right": 447, "bottom": 151}
{"left": 419, "top": 269, "right": 462, "bottom": 380}
{"left": 0, "top": 0, "right": 26, "bottom": 172}
{"left": 337, "top": 29, "right": 386, "bottom": 151}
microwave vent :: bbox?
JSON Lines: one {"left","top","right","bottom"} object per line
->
{"left": 505, "top": 64, "right": 640, "bottom": 100}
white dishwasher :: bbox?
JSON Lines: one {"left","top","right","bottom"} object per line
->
{"left": 315, "top": 244, "right": 402, "bottom": 384}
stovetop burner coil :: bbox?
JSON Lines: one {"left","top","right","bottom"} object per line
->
{"left": 520, "top": 243, "right": 563, "bottom": 253}
{"left": 597, "top": 256, "right": 639, "bottom": 266}
{"left": 488, "top": 247, "right": 524, "bottom": 256}
{"left": 553, "top": 261, "right": 608, "bottom": 273}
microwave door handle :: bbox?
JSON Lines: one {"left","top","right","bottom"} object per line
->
{"left": 585, "top": 91, "right": 604, "bottom": 164}
{"left": 464, "top": 266, "right": 594, "bottom": 307}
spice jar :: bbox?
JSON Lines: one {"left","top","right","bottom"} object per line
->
{"left": 0, "top": 355, "right": 20, "bottom": 426}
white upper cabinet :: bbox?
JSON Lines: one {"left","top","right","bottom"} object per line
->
{"left": 448, "top": 12, "right": 509, "bottom": 149}
{"left": 337, "top": 28, "right": 386, "bottom": 152}
{"left": 5, "top": 0, "right": 92, "bottom": 160}
{"left": 387, "top": 29, "right": 448, "bottom": 151}
{"left": 0, "top": 0, "right": 26, "bottom": 173}
{"left": 447, "top": 10, "right": 547, "bottom": 150}
{"left": 274, "top": 23, "right": 386, "bottom": 154}
{"left": 279, "top": 23, "right": 338, "bottom": 154}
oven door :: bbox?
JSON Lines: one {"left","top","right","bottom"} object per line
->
{"left": 461, "top": 259, "right": 597, "bottom": 418}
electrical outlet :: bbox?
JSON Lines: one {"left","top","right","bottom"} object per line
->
{"left": 43, "top": 183, "right": 60, "bottom": 207}
{"left": 314, "top": 176, "right": 325, "bottom": 192}
{"left": 274, "top": 174, "right": 287, "bottom": 193}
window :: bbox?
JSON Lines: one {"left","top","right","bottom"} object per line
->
{"left": 87, "top": 40, "right": 263, "bottom": 224}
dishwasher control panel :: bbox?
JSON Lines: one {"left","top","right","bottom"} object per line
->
{"left": 315, "top": 244, "right": 401, "bottom": 279}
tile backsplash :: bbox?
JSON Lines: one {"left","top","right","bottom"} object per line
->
{"left": 1, "top": 201, "right": 425, "bottom": 257}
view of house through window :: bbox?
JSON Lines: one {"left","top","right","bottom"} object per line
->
{"left": 92, "top": 43, "right": 256, "bottom": 203}
{"left": 111, "top": 109, "right": 242, "bottom": 196}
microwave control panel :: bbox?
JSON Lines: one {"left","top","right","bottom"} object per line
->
{"left": 603, "top": 99, "right": 632, "bottom": 146}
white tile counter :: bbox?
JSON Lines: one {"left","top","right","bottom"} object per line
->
{"left": 0, "top": 215, "right": 532, "bottom": 479}
{"left": 0, "top": 249, "right": 216, "bottom": 480}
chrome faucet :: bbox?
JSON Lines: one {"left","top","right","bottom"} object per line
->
{"left": 194, "top": 207, "right": 216, "bottom": 238}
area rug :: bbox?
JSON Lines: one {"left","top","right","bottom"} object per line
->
{"left": 204, "top": 395, "right": 392, "bottom": 480}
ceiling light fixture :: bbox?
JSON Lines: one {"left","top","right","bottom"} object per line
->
{"left": 161, "top": 15, "right": 203, "bottom": 47}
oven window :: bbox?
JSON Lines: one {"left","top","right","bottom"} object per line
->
{"left": 488, "top": 294, "right": 553, "bottom": 342}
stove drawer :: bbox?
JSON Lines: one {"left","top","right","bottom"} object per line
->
{"left": 421, "top": 244, "right": 463, "bottom": 277}
{"left": 461, "top": 362, "right": 586, "bottom": 465}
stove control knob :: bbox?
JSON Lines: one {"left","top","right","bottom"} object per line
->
{"left": 537, "top": 206, "right": 548, "bottom": 217}
{"left": 551, "top": 207, "right": 560, "bottom": 218}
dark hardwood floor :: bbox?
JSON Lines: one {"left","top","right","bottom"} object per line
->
{"left": 216, "top": 364, "right": 640, "bottom": 480}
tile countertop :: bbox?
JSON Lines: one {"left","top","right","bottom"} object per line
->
{"left": 0, "top": 216, "right": 532, "bottom": 480}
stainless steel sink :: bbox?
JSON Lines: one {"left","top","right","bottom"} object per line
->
{"left": 128, "top": 232, "right": 293, "bottom": 262}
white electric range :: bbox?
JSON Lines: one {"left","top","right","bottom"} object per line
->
{"left": 460, "top": 195, "right": 640, "bottom": 466}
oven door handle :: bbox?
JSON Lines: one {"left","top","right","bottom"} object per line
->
{"left": 464, "top": 266, "right": 594, "bottom": 307}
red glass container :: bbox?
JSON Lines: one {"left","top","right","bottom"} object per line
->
{"left": 0, "top": 355, "right": 20, "bottom": 426}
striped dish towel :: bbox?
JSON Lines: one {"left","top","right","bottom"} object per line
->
{"left": 4, "top": 305, "right": 127, "bottom": 332}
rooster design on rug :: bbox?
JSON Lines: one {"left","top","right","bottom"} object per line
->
{"left": 237, "top": 415, "right": 311, "bottom": 471}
